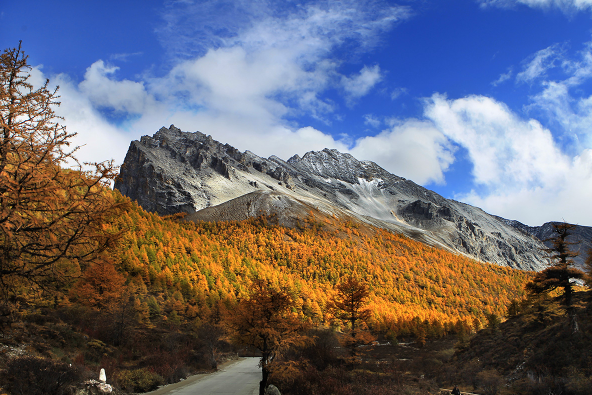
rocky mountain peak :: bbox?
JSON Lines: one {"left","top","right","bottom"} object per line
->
{"left": 116, "top": 126, "right": 552, "bottom": 271}
{"left": 288, "top": 148, "right": 404, "bottom": 185}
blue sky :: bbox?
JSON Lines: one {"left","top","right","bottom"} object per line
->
{"left": 2, "top": 0, "right": 592, "bottom": 226}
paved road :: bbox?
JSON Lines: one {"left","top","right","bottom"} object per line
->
{"left": 148, "top": 358, "right": 261, "bottom": 395}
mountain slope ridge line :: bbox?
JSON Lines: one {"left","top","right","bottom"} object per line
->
{"left": 115, "top": 125, "right": 550, "bottom": 270}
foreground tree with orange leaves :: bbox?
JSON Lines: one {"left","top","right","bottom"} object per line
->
{"left": 225, "top": 279, "right": 309, "bottom": 395}
{"left": 0, "top": 42, "right": 126, "bottom": 298}
{"left": 331, "top": 276, "right": 374, "bottom": 359}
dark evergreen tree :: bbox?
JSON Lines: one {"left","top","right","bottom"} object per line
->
{"left": 584, "top": 247, "right": 592, "bottom": 288}
{"left": 526, "top": 223, "right": 585, "bottom": 308}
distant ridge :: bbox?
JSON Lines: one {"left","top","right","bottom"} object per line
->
{"left": 496, "top": 216, "right": 592, "bottom": 269}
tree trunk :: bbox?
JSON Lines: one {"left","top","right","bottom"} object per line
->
{"left": 260, "top": 365, "right": 269, "bottom": 395}
{"left": 571, "top": 312, "right": 579, "bottom": 333}
{"left": 210, "top": 348, "right": 217, "bottom": 370}
{"left": 260, "top": 345, "right": 270, "bottom": 395}
{"left": 564, "top": 280, "right": 573, "bottom": 307}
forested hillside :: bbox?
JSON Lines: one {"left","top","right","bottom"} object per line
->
{"left": 1, "top": 190, "right": 534, "bottom": 394}
{"left": 100, "top": 195, "right": 530, "bottom": 335}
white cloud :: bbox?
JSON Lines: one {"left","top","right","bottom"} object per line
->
{"left": 491, "top": 67, "right": 513, "bottom": 86}
{"left": 28, "top": 65, "right": 47, "bottom": 88}
{"left": 516, "top": 44, "right": 562, "bottom": 84}
{"left": 351, "top": 119, "right": 455, "bottom": 185}
{"left": 157, "top": 0, "right": 411, "bottom": 60}
{"left": 47, "top": 73, "right": 133, "bottom": 167}
{"left": 152, "top": 0, "right": 408, "bottom": 121}
{"left": 390, "top": 87, "right": 407, "bottom": 100}
{"left": 363, "top": 114, "right": 381, "bottom": 128}
{"left": 28, "top": 1, "right": 410, "bottom": 167}
{"left": 79, "top": 61, "right": 152, "bottom": 114}
{"left": 461, "top": 149, "right": 592, "bottom": 226}
{"left": 147, "top": 0, "right": 410, "bottom": 152}
{"left": 459, "top": 148, "right": 592, "bottom": 226}
{"left": 341, "top": 65, "right": 382, "bottom": 104}
{"left": 478, "top": 0, "right": 592, "bottom": 12}
{"left": 109, "top": 52, "right": 143, "bottom": 62}
{"left": 424, "top": 94, "right": 592, "bottom": 225}
{"left": 426, "top": 94, "right": 567, "bottom": 187}
{"left": 525, "top": 40, "right": 592, "bottom": 151}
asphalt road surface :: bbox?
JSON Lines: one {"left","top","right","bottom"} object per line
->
{"left": 148, "top": 358, "right": 261, "bottom": 395}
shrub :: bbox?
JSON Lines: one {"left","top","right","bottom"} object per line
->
{"left": 2, "top": 356, "right": 81, "bottom": 395}
{"left": 139, "top": 350, "right": 188, "bottom": 383}
{"left": 476, "top": 369, "right": 503, "bottom": 395}
{"left": 271, "top": 364, "right": 423, "bottom": 395}
{"left": 510, "top": 376, "right": 567, "bottom": 395}
{"left": 565, "top": 369, "right": 592, "bottom": 395}
{"left": 116, "top": 368, "right": 164, "bottom": 393}
{"left": 301, "top": 329, "right": 340, "bottom": 370}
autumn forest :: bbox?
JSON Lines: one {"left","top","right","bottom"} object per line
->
{"left": 3, "top": 42, "right": 592, "bottom": 395}
{"left": 98, "top": 199, "right": 530, "bottom": 335}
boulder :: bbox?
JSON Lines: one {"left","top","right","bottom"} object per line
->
{"left": 265, "top": 384, "right": 281, "bottom": 395}
{"left": 75, "top": 380, "right": 113, "bottom": 395}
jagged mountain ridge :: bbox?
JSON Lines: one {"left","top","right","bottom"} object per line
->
{"left": 496, "top": 217, "right": 592, "bottom": 270}
{"left": 115, "top": 125, "right": 549, "bottom": 271}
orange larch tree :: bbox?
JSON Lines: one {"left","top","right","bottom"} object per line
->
{"left": 225, "top": 279, "right": 309, "bottom": 395}
{"left": 69, "top": 259, "right": 126, "bottom": 311}
{"left": 0, "top": 42, "right": 127, "bottom": 298}
{"left": 330, "top": 276, "right": 374, "bottom": 358}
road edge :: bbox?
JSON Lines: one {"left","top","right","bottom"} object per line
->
{"left": 144, "top": 357, "right": 247, "bottom": 395}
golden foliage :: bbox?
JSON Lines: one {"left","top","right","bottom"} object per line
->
{"left": 69, "top": 260, "right": 126, "bottom": 310}
{"left": 226, "top": 279, "right": 308, "bottom": 356}
{"left": 0, "top": 43, "right": 126, "bottom": 296}
{"left": 101, "top": 199, "right": 531, "bottom": 337}
{"left": 330, "top": 277, "right": 374, "bottom": 357}
{"left": 225, "top": 279, "right": 310, "bottom": 394}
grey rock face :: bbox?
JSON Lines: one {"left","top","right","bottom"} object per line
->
{"left": 116, "top": 125, "right": 551, "bottom": 271}
{"left": 498, "top": 218, "right": 592, "bottom": 270}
